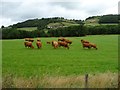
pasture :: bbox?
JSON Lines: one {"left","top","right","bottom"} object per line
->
{"left": 17, "top": 27, "right": 37, "bottom": 31}
{"left": 2, "top": 35, "right": 118, "bottom": 88}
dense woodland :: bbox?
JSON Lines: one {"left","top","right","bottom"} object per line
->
{"left": 1, "top": 14, "right": 120, "bottom": 39}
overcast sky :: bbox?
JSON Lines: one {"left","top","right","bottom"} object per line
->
{"left": 0, "top": 0, "right": 119, "bottom": 27}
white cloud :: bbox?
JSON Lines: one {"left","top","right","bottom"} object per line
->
{"left": 0, "top": 17, "right": 17, "bottom": 27}
{"left": 0, "top": 0, "right": 119, "bottom": 27}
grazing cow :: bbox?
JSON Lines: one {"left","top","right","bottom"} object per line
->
{"left": 52, "top": 41, "right": 59, "bottom": 49}
{"left": 89, "top": 43, "right": 98, "bottom": 50}
{"left": 47, "top": 41, "right": 51, "bottom": 44}
{"left": 25, "top": 38, "right": 34, "bottom": 42}
{"left": 29, "top": 38, "right": 34, "bottom": 42}
{"left": 64, "top": 39, "right": 72, "bottom": 45}
{"left": 81, "top": 39, "right": 97, "bottom": 50}
{"left": 25, "top": 38, "right": 29, "bottom": 41}
{"left": 82, "top": 43, "right": 91, "bottom": 49}
{"left": 36, "top": 41, "right": 42, "bottom": 49}
{"left": 82, "top": 42, "right": 97, "bottom": 50}
{"left": 58, "top": 37, "right": 66, "bottom": 41}
{"left": 58, "top": 38, "right": 72, "bottom": 45}
{"left": 37, "top": 38, "right": 40, "bottom": 41}
{"left": 24, "top": 41, "right": 34, "bottom": 48}
{"left": 58, "top": 41, "right": 69, "bottom": 49}
{"left": 81, "top": 39, "right": 89, "bottom": 43}
{"left": 24, "top": 41, "right": 28, "bottom": 47}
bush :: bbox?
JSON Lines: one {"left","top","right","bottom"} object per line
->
{"left": 2, "top": 24, "right": 119, "bottom": 39}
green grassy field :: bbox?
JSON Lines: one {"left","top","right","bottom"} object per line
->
{"left": 2, "top": 35, "right": 118, "bottom": 78}
{"left": 17, "top": 27, "right": 37, "bottom": 31}
{"left": 2, "top": 35, "right": 118, "bottom": 88}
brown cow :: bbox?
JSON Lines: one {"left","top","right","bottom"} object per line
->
{"left": 25, "top": 38, "right": 34, "bottom": 42}
{"left": 47, "top": 41, "right": 51, "bottom": 44}
{"left": 82, "top": 43, "right": 91, "bottom": 49}
{"left": 64, "top": 39, "right": 72, "bottom": 45}
{"left": 36, "top": 41, "right": 42, "bottom": 49}
{"left": 24, "top": 41, "right": 28, "bottom": 47}
{"left": 58, "top": 37, "right": 65, "bottom": 41}
{"left": 58, "top": 41, "right": 69, "bottom": 49}
{"left": 37, "top": 38, "right": 41, "bottom": 42}
{"left": 82, "top": 42, "right": 97, "bottom": 50}
{"left": 52, "top": 41, "right": 59, "bottom": 49}
{"left": 89, "top": 43, "right": 98, "bottom": 50}
{"left": 29, "top": 38, "right": 34, "bottom": 42}
{"left": 81, "top": 39, "right": 89, "bottom": 43}
{"left": 24, "top": 41, "right": 34, "bottom": 48}
{"left": 58, "top": 38, "right": 72, "bottom": 45}
{"left": 25, "top": 38, "right": 29, "bottom": 41}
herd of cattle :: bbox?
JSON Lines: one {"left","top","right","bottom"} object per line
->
{"left": 24, "top": 37, "right": 97, "bottom": 50}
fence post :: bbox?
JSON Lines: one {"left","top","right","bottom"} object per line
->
{"left": 85, "top": 74, "right": 88, "bottom": 89}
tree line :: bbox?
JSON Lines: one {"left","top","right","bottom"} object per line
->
{"left": 11, "top": 14, "right": 119, "bottom": 29}
{"left": 11, "top": 17, "right": 82, "bottom": 29}
{"left": 2, "top": 24, "right": 119, "bottom": 39}
{"left": 98, "top": 14, "right": 119, "bottom": 24}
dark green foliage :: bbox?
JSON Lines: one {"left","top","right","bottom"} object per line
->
{"left": 11, "top": 17, "right": 82, "bottom": 29}
{"left": 12, "top": 17, "right": 66, "bottom": 28}
{"left": 2, "top": 16, "right": 120, "bottom": 39}
{"left": 2, "top": 24, "right": 119, "bottom": 39}
{"left": 0, "top": 29, "right": 2, "bottom": 39}
{"left": 47, "top": 25, "right": 86, "bottom": 37}
{"left": 2, "top": 27, "right": 48, "bottom": 39}
{"left": 86, "top": 25, "right": 119, "bottom": 35}
{"left": 2, "top": 28, "right": 20, "bottom": 39}
{"left": 86, "top": 16, "right": 100, "bottom": 20}
{"left": 1, "top": 25, "right": 5, "bottom": 29}
{"left": 99, "top": 14, "right": 119, "bottom": 24}
{"left": 74, "top": 20, "right": 83, "bottom": 24}
{"left": 12, "top": 19, "right": 39, "bottom": 28}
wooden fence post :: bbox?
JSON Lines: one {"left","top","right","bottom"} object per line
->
{"left": 85, "top": 74, "right": 88, "bottom": 89}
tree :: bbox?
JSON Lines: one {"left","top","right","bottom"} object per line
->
{"left": 99, "top": 14, "right": 119, "bottom": 24}
{"left": 1, "top": 25, "right": 4, "bottom": 29}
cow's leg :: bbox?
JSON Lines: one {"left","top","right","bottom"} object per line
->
{"left": 88, "top": 46, "right": 91, "bottom": 49}
{"left": 67, "top": 46, "right": 69, "bottom": 49}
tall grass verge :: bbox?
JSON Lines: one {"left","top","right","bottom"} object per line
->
{"left": 2, "top": 72, "right": 118, "bottom": 88}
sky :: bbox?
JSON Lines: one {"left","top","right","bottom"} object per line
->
{"left": 0, "top": 0, "right": 119, "bottom": 27}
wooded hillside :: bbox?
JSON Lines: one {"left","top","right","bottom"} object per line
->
{"left": 1, "top": 14, "right": 119, "bottom": 39}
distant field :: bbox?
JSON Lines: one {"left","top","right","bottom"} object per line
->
{"left": 47, "top": 22, "right": 79, "bottom": 29}
{"left": 16, "top": 24, "right": 118, "bottom": 32}
{"left": 17, "top": 27, "right": 37, "bottom": 31}
{"left": 84, "top": 18, "right": 118, "bottom": 26}
{"left": 85, "top": 23, "right": 118, "bottom": 26}
{"left": 61, "top": 22, "right": 79, "bottom": 26}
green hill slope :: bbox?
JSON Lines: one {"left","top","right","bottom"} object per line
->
{"left": 8, "top": 14, "right": 119, "bottom": 31}
{"left": 11, "top": 17, "right": 82, "bottom": 31}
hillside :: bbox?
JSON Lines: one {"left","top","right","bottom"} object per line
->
{"left": 84, "top": 14, "right": 119, "bottom": 26}
{"left": 10, "top": 14, "right": 119, "bottom": 31}
{"left": 12, "top": 17, "right": 82, "bottom": 31}
{"left": 84, "top": 16, "right": 100, "bottom": 26}
{"left": 2, "top": 14, "right": 119, "bottom": 39}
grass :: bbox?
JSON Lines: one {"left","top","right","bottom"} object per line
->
{"left": 61, "top": 22, "right": 79, "bottom": 26}
{"left": 84, "top": 18, "right": 118, "bottom": 26}
{"left": 2, "top": 72, "right": 118, "bottom": 88}
{"left": 2, "top": 35, "right": 118, "bottom": 88}
{"left": 84, "top": 17, "right": 99, "bottom": 25}
{"left": 17, "top": 27, "right": 37, "bottom": 31}
{"left": 47, "top": 22, "right": 79, "bottom": 29}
